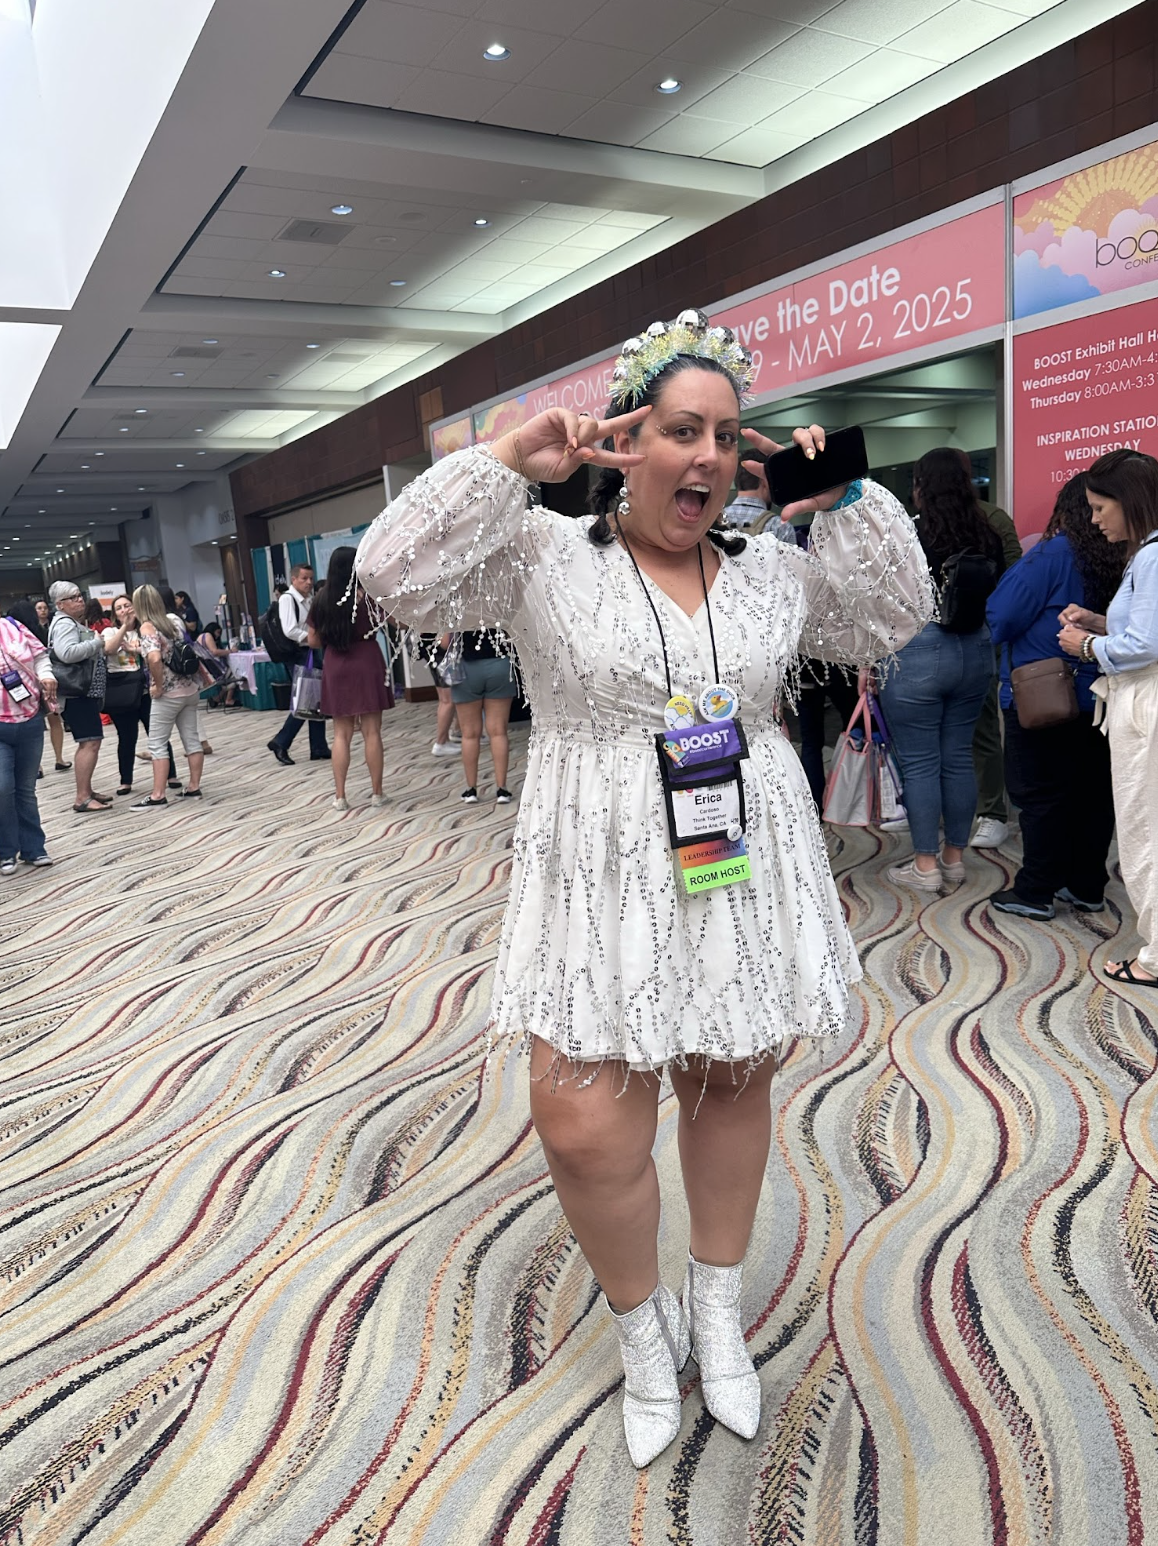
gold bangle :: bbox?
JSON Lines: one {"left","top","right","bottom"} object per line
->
{"left": 513, "top": 429, "right": 529, "bottom": 482}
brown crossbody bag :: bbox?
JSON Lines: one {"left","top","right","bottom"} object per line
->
{"left": 1010, "top": 656, "right": 1079, "bottom": 730}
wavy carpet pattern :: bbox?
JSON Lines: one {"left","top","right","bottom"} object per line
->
{"left": 2, "top": 704, "right": 1158, "bottom": 1546}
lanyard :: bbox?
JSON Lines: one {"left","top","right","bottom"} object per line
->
{"left": 615, "top": 521, "right": 722, "bottom": 699}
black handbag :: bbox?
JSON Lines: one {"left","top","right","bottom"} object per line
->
{"left": 50, "top": 651, "right": 94, "bottom": 699}
{"left": 103, "top": 668, "right": 144, "bottom": 712}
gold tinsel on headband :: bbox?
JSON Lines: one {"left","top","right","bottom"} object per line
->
{"left": 608, "top": 308, "right": 756, "bottom": 409}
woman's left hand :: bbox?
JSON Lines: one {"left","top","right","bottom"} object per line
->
{"left": 149, "top": 682, "right": 163, "bottom": 699}
{"left": 1058, "top": 624, "right": 1089, "bottom": 658}
{"left": 740, "top": 424, "right": 848, "bottom": 521}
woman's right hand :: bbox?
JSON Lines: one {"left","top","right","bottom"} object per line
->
{"left": 1058, "top": 605, "right": 1106, "bottom": 634}
{"left": 492, "top": 405, "right": 650, "bottom": 485}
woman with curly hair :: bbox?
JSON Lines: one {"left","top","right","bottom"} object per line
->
{"left": 986, "top": 473, "right": 1125, "bottom": 918}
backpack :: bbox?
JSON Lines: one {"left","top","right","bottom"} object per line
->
{"left": 260, "top": 600, "right": 298, "bottom": 664}
{"left": 939, "top": 551, "right": 999, "bottom": 633}
{"left": 168, "top": 633, "right": 202, "bottom": 676}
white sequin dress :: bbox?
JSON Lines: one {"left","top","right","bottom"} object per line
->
{"left": 356, "top": 447, "right": 933, "bottom": 1069}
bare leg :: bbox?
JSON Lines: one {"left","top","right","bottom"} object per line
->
{"left": 529, "top": 1037, "right": 662, "bottom": 1312}
{"left": 184, "top": 750, "right": 204, "bottom": 794}
{"left": 483, "top": 698, "right": 511, "bottom": 789}
{"left": 330, "top": 716, "right": 354, "bottom": 799}
{"left": 74, "top": 740, "right": 100, "bottom": 803}
{"left": 361, "top": 711, "right": 383, "bottom": 796}
{"left": 668, "top": 1056, "right": 777, "bottom": 1266}
{"left": 149, "top": 756, "right": 169, "bottom": 801}
{"left": 456, "top": 700, "right": 482, "bottom": 788}
{"left": 434, "top": 686, "right": 455, "bottom": 744}
{"left": 49, "top": 712, "right": 66, "bottom": 766}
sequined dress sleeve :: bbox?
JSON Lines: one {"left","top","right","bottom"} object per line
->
{"left": 354, "top": 446, "right": 548, "bottom": 634}
{"left": 776, "top": 480, "right": 934, "bottom": 664}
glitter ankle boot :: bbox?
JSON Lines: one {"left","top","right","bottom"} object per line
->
{"left": 683, "top": 1253, "right": 761, "bottom": 1439}
{"left": 607, "top": 1284, "right": 691, "bottom": 1467}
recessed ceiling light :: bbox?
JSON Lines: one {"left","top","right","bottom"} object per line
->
{"left": 135, "top": 408, "right": 147, "bottom": 415}
{"left": 202, "top": 339, "right": 218, "bottom": 345}
{"left": 81, "top": 464, "right": 90, "bottom": 469}
{"left": 473, "top": 217, "right": 490, "bottom": 227}
{"left": 389, "top": 279, "right": 407, "bottom": 286}
{"left": 11, "top": 537, "right": 18, "bottom": 542}
{"left": 269, "top": 269, "right": 286, "bottom": 278}
{"left": 55, "top": 544, "right": 62, "bottom": 548}
{"left": 330, "top": 203, "right": 353, "bottom": 216}
{"left": 69, "top": 533, "right": 79, "bottom": 538}
{"left": 176, "top": 463, "right": 185, "bottom": 468}
{"left": 56, "top": 488, "right": 64, "bottom": 493}
{"left": 306, "top": 342, "right": 320, "bottom": 349}
{"left": 110, "top": 508, "right": 117, "bottom": 513}
{"left": 119, "top": 427, "right": 130, "bottom": 432}
{"left": 172, "top": 371, "right": 185, "bottom": 378}
{"left": 656, "top": 77, "right": 682, "bottom": 93}
{"left": 266, "top": 373, "right": 279, "bottom": 379}
{"left": 197, "top": 451, "right": 207, "bottom": 456}
{"left": 138, "top": 486, "right": 146, "bottom": 491}
{"left": 195, "top": 428, "right": 204, "bottom": 433}
{"left": 483, "top": 43, "right": 510, "bottom": 60}
{"left": 95, "top": 451, "right": 104, "bottom": 456}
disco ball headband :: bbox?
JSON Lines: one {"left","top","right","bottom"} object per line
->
{"left": 608, "top": 308, "right": 756, "bottom": 410}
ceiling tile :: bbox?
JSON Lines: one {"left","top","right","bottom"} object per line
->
{"left": 984, "top": 0, "right": 1058, "bottom": 12}
{"left": 426, "top": 20, "right": 566, "bottom": 81}
{"left": 725, "top": 0, "right": 837, "bottom": 18}
{"left": 171, "top": 257, "right": 247, "bottom": 282}
{"left": 332, "top": 2, "right": 466, "bottom": 65}
{"left": 636, "top": 115, "right": 741, "bottom": 154}
{"left": 760, "top": 87, "right": 864, "bottom": 135}
{"left": 815, "top": 0, "right": 954, "bottom": 45}
{"left": 747, "top": 26, "right": 874, "bottom": 79}
{"left": 703, "top": 122, "right": 807, "bottom": 163}
{"left": 473, "top": 0, "right": 604, "bottom": 32}
{"left": 564, "top": 101, "right": 676, "bottom": 145}
{"left": 597, "top": 209, "right": 666, "bottom": 230}
{"left": 194, "top": 235, "right": 270, "bottom": 262}
{"left": 481, "top": 85, "right": 601, "bottom": 134}
{"left": 574, "top": 0, "right": 715, "bottom": 54}
{"left": 608, "top": 59, "right": 732, "bottom": 112}
{"left": 217, "top": 183, "right": 304, "bottom": 218}
{"left": 383, "top": 0, "right": 484, "bottom": 15}
{"left": 208, "top": 211, "right": 286, "bottom": 242}
{"left": 522, "top": 37, "right": 651, "bottom": 93}
{"left": 472, "top": 236, "right": 553, "bottom": 261}
{"left": 892, "top": 0, "right": 1021, "bottom": 62}
{"left": 822, "top": 46, "right": 937, "bottom": 100}
{"left": 667, "top": 12, "right": 799, "bottom": 71}
{"left": 538, "top": 201, "right": 611, "bottom": 221}
{"left": 682, "top": 72, "right": 805, "bottom": 122}
{"left": 304, "top": 52, "right": 421, "bottom": 109}
{"left": 391, "top": 67, "right": 512, "bottom": 118}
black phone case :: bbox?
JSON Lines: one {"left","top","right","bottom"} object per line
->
{"left": 765, "top": 426, "right": 868, "bottom": 506}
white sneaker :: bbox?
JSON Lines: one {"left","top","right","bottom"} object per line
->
{"left": 879, "top": 812, "right": 910, "bottom": 831}
{"left": 332, "top": 796, "right": 348, "bottom": 812}
{"left": 369, "top": 793, "right": 387, "bottom": 807}
{"left": 0, "top": 858, "right": 16, "bottom": 877}
{"left": 431, "top": 741, "right": 459, "bottom": 758}
{"left": 971, "top": 818, "right": 1009, "bottom": 849}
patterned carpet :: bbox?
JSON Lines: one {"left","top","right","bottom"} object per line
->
{"left": 2, "top": 702, "right": 1158, "bottom": 1546}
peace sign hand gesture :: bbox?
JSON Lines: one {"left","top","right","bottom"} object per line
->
{"left": 492, "top": 405, "right": 650, "bottom": 485}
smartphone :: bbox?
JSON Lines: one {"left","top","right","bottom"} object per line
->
{"left": 764, "top": 425, "right": 868, "bottom": 506}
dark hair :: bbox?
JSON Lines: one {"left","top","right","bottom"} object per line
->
{"left": 1084, "top": 448, "right": 1158, "bottom": 552}
{"left": 84, "top": 599, "right": 106, "bottom": 627}
{"left": 7, "top": 599, "right": 46, "bottom": 645}
{"left": 1043, "top": 472, "right": 1125, "bottom": 613}
{"left": 200, "top": 620, "right": 222, "bottom": 643}
{"left": 912, "top": 447, "right": 1001, "bottom": 561}
{"left": 174, "top": 590, "right": 191, "bottom": 606}
{"left": 290, "top": 562, "right": 313, "bottom": 579}
{"left": 735, "top": 465, "right": 764, "bottom": 494}
{"left": 159, "top": 585, "right": 177, "bottom": 612}
{"left": 309, "top": 546, "right": 358, "bottom": 650}
{"left": 587, "top": 355, "right": 747, "bottom": 555}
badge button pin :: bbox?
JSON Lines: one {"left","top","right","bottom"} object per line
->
{"left": 698, "top": 683, "right": 738, "bottom": 722}
{"left": 664, "top": 693, "right": 697, "bottom": 730}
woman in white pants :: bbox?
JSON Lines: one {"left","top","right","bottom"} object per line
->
{"left": 1060, "top": 448, "right": 1158, "bottom": 986}
{"left": 131, "top": 584, "right": 207, "bottom": 809}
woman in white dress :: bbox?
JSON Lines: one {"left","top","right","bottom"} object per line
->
{"left": 356, "top": 311, "right": 933, "bottom": 1466}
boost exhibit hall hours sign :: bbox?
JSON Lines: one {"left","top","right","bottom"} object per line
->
{"left": 715, "top": 201, "right": 1005, "bottom": 398}
{"left": 1012, "top": 294, "right": 1158, "bottom": 535}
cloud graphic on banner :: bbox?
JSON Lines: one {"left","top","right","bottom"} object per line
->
{"left": 1013, "top": 250, "right": 1099, "bottom": 319}
{"left": 1013, "top": 218, "right": 1056, "bottom": 259}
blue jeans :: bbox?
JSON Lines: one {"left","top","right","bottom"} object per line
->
{"left": 0, "top": 716, "right": 47, "bottom": 861}
{"left": 878, "top": 622, "right": 995, "bottom": 854}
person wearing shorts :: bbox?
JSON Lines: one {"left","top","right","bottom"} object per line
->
{"left": 450, "top": 630, "right": 515, "bottom": 804}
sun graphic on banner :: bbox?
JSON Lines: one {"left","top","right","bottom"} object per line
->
{"left": 1017, "top": 146, "right": 1158, "bottom": 236}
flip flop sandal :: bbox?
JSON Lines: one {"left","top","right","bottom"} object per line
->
{"left": 1103, "top": 959, "right": 1158, "bottom": 987}
{"left": 72, "top": 798, "right": 111, "bottom": 813}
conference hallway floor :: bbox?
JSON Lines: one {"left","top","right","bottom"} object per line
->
{"left": 2, "top": 702, "right": 1158, "bottom": 1546}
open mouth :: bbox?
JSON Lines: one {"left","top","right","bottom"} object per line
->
{"left": 674, "top": 484, "right": 710, "bottom": 520}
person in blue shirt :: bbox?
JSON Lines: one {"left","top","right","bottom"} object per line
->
{"left": 987, "top": 474, "right": 1124, "bottom": 919}
{"left": 1059, "top": 449, "right": 1158, "bottom": 985}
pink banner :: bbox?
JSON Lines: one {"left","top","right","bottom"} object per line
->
{"left": 714, "top": 202, "right": 1005, "bottom": 398}
{"left": 430, "top": 416, "right": 473, "bottom": 460}
{"left": 1012, "top": 294, "right": 1158, "bottom": 536}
